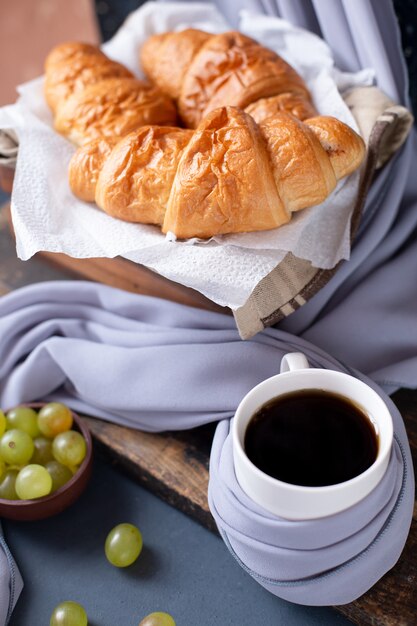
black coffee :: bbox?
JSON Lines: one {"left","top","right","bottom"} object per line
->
{"left": 244, "top": 390, "right": 378, "bottom": 487}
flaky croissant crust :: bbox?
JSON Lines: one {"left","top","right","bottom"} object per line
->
{"left": 140, "top": 29, "right": 318, "bottom": 128}
{"left": 69, "top": 106, "right": 365, "bottom": 239}
{"left": 44, "top": 42, "right": 177, "bottom": 146}
{"left": 44, "top": 34, "right": 365, "bottom": 239}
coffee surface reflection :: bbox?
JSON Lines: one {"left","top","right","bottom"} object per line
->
{"left": 244, "top": 390, "right": 378, "bottom": 487}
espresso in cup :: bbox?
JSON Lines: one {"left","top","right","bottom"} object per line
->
{"left": 233, "top": 353, "right": 393, "bottom": 520}
{"left": 244, "top": 390, "right": 379, "bottom": 488}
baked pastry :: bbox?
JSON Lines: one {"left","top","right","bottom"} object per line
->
{"left": 95, "top": 126, "right": 194, "bottom": 226}
{"left": 246, "top": 93, "right": 317, "bottom": 125}
{"left": 54, "top": 78, "right": 178, "bottom": 146}
{"left": 52, "top": 34, "right": 364, "bottom": 239}
{"left": 45, "top": 43, "right": 177, "bottom": 145}
{"left": 68, "top": 136, "right": 119, "bottom": 202}
{"left": 140, "top": 29, "right": 211, "bottom": 101}
{"left": 69, "top": 106, "right": 365, "bottom": 238}
{"left": 45, "top": 43, "right": 134, "bottom": 114}
{"left": 140, "top": 30, "right": 318, "bottom": 128}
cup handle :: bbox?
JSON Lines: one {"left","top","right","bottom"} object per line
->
{"left": 280, "top": 352, "right": 310, "bottom": 373}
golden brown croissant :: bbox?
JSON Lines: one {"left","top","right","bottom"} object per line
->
{"left": 69, "top": 106, "right": 365, "bottom": 239}
{"left": 96, "top": 126, "right": 193, "bottom": 225}
{"left": 140, "top": 29, "right": 318, "bottom": 128}
{"left": 45, "top": 43, "right": 134, "bottom": 114}
{"left": 68, "top": 136, "right": 119, "bottom": 202}
{"left": 45, "top": 43, "right": 177, "bottom": 145}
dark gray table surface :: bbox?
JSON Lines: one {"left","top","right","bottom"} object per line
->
{"left": 4, "top": 451, "right": 353, "bottom": 626}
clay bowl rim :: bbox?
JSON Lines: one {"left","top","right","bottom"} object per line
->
{"left": 0, "top": 402, "right": 93, "bottom": 509}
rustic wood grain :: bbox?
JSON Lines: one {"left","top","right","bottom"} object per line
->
{"left": 1, "top": 199, "right": 417, "bottom": 625}
{"left": 84, "top": 417, "right": 217, "bottom": 532}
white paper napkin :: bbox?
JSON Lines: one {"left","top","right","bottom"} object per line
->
{"left": 0, "top": 1, "right": 373, "bottom": 309}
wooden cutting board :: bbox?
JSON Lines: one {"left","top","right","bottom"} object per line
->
{"left": 1, "top": 200, "right": 417, "bottom": 626}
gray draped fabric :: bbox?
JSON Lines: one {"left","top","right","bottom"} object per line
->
{"left": 0, "top": 523, "right": 22, "bottom": 625}
{"left": 0, "top": 282, "right": 413, "bottom": 609}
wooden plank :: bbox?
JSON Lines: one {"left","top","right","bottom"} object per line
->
{"left": 1, "top": 200, "right": 417, "bottom": 625}
{"left": 84, "top": 417, "right": 217, "bottom": 533}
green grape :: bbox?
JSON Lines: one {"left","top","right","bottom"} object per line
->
{"left": 105, "top": 523, "right": 143, "bottom": 568}
{"left": 0, "top": 459, "right": 5, "bottom": 481}
{"left": 31, "top": 436, "right": 54, "bottom": 465}
{"left": 6, "top": 406, "right": 41, "bottom": 438}
{"left": 0, "top": 411, "right": 6, "bottom": 437}
{"left": 15, "top": 464, "right": 52, "bottom": 500}
{"left": 50, "top": 601, "right": 88, "bottom": 626}
{"left": 0, "top": 429, "right": 34, "bottom": 465}
{"left": 0, "top": 470, "right": 19, "bottom": 500}
{"left": 52, "top": 431, "right": 86, "bottom": 467}
{"left": 139, "top": 612, "right": 176, "bottom": 626}
{"left": 38, "top": 403, "right": 73, "bottom": 438}
{"left": 45, "top": 461, "right": 73, "bottom": 492}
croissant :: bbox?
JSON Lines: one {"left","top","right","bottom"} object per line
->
{"left": 69, "top": 106, "right": 365, "bottom": 239}
{"left": 140, "top": 29, "right": 318, "bottom": 128}
{"left": 44, "top": 42, "right": 177, "bottom": 145}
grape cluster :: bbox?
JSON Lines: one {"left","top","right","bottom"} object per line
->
{"left": 0, "top": 403, "right": 87, "bottom": 501}
{"left": 2, "top": 405, "right": 176, "bottom": 625}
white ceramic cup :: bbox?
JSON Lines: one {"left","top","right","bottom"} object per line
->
{"left": 233, "top": 352, "right": 393, "bottom": 520}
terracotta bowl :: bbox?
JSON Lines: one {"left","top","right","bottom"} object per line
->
{"left": 0, "top": 403, "right": 93, "bottom": 521}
